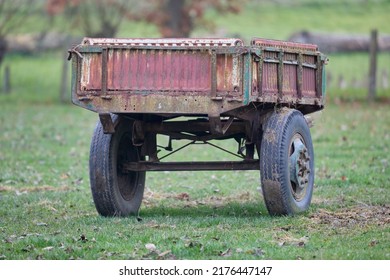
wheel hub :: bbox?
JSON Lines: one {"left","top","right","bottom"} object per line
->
{"left": 289, "top": 137, "right": 311, "bottom": 199}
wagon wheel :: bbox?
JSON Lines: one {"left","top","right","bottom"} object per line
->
{"left": 259, "top": 108, "right": 314, "bottom": 216}
{"left": 89, "top": 115, "right": 145, "bottom": 217}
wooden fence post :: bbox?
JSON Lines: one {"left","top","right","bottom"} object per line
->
{"left": 3, "top": 65, "right": 11, "bottom": 94}
{"left": 368, "top": 29, "right": 378, "bottom": 101}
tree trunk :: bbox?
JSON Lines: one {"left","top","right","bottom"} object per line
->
{"left": 3, "top": 65, "right": 11, "bottom": 94}
{"left": 0, "top": 36, "right": 7, "bottom": 68}
{"left": 163, "top": 0, "right": 191, "bottom": 37}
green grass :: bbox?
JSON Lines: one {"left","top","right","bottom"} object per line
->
{"left": 205, "top": 0, "right": 390, "bottom": 41}
{"left": 0, "top": 51, "right": 389, "bottom": 260}
{"left": 325, "top": 52, "right": 390, "bottom": 94}
{"left": 0, "top": 0, "right": 389, "bottom": 260}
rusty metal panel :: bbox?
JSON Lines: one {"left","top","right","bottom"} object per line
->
{"left": 110, "top": 48, "right": 211, "bottom": 92}
{"left": 216, "top": 54, "right": 241, "bottom": 93}
{"left": 282, "top": 53, "right": 298, "bottom": 97}
{"left": 302, "top": 55, "right": 317, "bottom": 97}
{"left": 262, "top": 51, "right": 278, "bottom": 96}
{"left": 80, "top": 53, "right": 102, "bottom": 90}
{"left": 83, "top": 37, "right": 244, "bottom": 47}
{"left": 251, "top": 38, "right": 318, "bottom": 52}
{"left": 80, "top": 48, "right": 213, "bottom": 92}
{"left": 78, "top": 43, "right": 243, "bottom": 94}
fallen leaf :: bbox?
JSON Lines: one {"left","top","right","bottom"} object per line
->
{"left": 15, "top": 190, "right": 27, "bottom": 196}
{"left": 158, "top": 250, "right": 171, "bottom": 257}
{"left": 60, "top": 173, "right": 69, "bottom": 180}
{"left": 175, "top": 193, "right": 190, "bottom": 201}
{"left": 4, "top": 238, "right": 13, "bottom": 244}
{"left": 43, "top": 246, "right": 54, "bottom": 251}
{"left": 219, "top": 248, "right": 232, "bottom": 257}
{"left": 22, "top": 245, "right": 34, "bottom": 252}
{"left": 79, "top": 234, "right": 88, "bottom": 242}
{"left": 297, "top": 236, "right": 309, "bottom": 247}
{"left": 369, "top": 240, "right": 378, "bottom": 247}
{"left": 280, "top": 226, "right": 291, "bottom": 231}
{"left": 145, "top": 243, "right": 156, "bottom": 251}
{"left": 253, "top": 248, "right": 265, "bottom": 257}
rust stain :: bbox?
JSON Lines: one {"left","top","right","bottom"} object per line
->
{"left": 251, "top": 38, "right": 318, "bottom": 52}
{"left": 80, "top": 53, "right": 102, "bottom": 90}
{"left": 83, "top": 37, "right": 244, "bottom": 47}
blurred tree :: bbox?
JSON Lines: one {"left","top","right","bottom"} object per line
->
{"left": 128, "top": 0, "right": 243, "bottom": 37}
{"left": 0, "top": 0, "right": 33, "bottom": 67}
{"left": 46, "top": 0, "right": 131, "bottom": 37}
{"left": 46, "top": 0, "right": 243, "bottom": 38}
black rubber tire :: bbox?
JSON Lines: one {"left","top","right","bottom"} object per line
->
{"left": 89, "top": 115, "right": 145, "bottom": 217}
{"left": 260, "top": 108, "right": 314, "bottom": 216}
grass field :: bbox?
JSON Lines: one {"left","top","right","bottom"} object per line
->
{"left": 0, "top": 51, "right": 389, "bottom": 260}
{"left": 0, "top": 99, "right": 389, "bottom": 260}
{"left": 0, "top": 0, "right": 389, "bottom": 260}
{"left": 208, "top": 0, "right": 390, "bottom": 40}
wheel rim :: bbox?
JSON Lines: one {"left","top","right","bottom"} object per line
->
{"left": 117, "top": 132, "right": 140, "bottom": 201}
{"left": 289, "top": 134, "right": 311, "bottom": 201}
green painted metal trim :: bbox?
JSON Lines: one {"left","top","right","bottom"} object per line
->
{"left": 76, "top": 46, "right": 103, "bottom": 53}
{"left": 70, "top": 55, "right": 79, "bottom": 105}
{"left": 242, "top": 52, "right": 252, "bottom": 105}
{"left": 322, "top": 65, "right": 327, "bottom": 101}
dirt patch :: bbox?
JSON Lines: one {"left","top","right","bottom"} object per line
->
{"left": 310, "top": 205, "right": 390, "bottom": 228}
{"left": 143, "top": 189, "right": 256, "bottom": 209}
{"left": 0, "top": 185, "right": 72, "bottom": 193}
